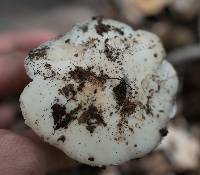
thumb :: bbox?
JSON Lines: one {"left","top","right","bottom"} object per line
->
{"left": 0, "top": 129, "right": 77, "bottom": 175}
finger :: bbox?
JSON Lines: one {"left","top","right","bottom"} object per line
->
{"left": 0, "top": 129, "right": 77, "bottom": 175}
{"left": 0, "top": 30, "right": 56, "bottom": 53}
{"left": 0, "top": 104, "right": 16, "bottom": 129}
{"left": 21, "top": 130, "right": 77, "bottom": 171}
{"left": 0, "top": 56, "right": 30, "bottom": 98}
{"left": 14, "top": 30, "right": 56, "bottom": 51}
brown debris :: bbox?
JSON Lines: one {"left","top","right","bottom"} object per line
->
{"left": 51, "top": 104, "right": 71, "bottom": 130}
{"left": 113, "top": 78, "right": 127, "bottom": 105}
{"left": 65, "top": 39, "right": 70, "bottom": 44}
{"left": 43, "top": 70, "right": 56, "bottom": 80}
{"left": 113, "top": 78, "right": 141, "bottom": 135}
{"left": 117, "top": 99, "right": 139, "bottom": 135}
{"left": 57, "top": 135, "right": 66, "bottom": 142}
{"left": 69, "top": 66, "right": 109, "bottom": 90}
{"left": 74, "top": 53, "right": 78, "bottom": 57}
{"left": 59, "top": 84, "right": 76, "bottom": 98}
{"left": 159, "top": 128, "right": 168, "bottom": 137}
{"left": 51, "top": 103, "right": 82, "bottom": 130}
{"left": 78, "top": 105, "right": 107, "bottom": 133}
{"left": 88, "top": 157, "right": 95, "bottom": 161}
{"left": 28, "top": 46, "right": 49, "bottom": 60}
{"left": 104, "top": 38, "right": 121, "bottom": 62}
{"left": 44, "top": 63, "right": 52, "bottom": 69}
{"left": 121, "top": 99, "right": 137, "bottom": 116}
{"left": 113, "top": 27, "right": 124, "bottom": 35}
{"left": 145, "top": 96, "right": 153, "bottom": 115}
{"left": 93, "top": 16, "right": 125, "bottom": 36}
{"left": 94, "top": 16, "right": 111, "bottom": 36}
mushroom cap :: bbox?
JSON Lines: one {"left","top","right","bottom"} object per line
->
{"left": 20, "top": 17, "right": 178, "bottom": 166}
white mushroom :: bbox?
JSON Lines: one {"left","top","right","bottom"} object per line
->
{"left": 20, "top": 17, "right": 178, "bottom": 166}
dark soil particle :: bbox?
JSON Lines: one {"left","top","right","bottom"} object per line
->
{"left": 113, "top": 78, "right": 127, "bottom": 105}
{"left": 43, "top": 70, "right": 56, "bottom": 80}
{"left": 117, "top": 117, "right": 128, "bottom": 134}
{"left": 159, "top": 128, "right": 168, "bottom": 137}
{"left": 44, "top": 63, "right": 52, "bottom": 69}
{"left": 74, "top": 53, "right": 78, "bottom": 57}
{"left": 69, "top": 66, "right": 109, "bottom": 91}
{"left": 28, "top": 46, "right": 49, "bottom": 60}
{"left": 88, "top": 157, "right": 95, "bottom": 161}
{"left": 65, "top": 39, "right": 70, "bottom": 43}
{"left": 145, "top": 96, "right": 153, "bottom": 115}
{"left": 104, "top": 38, "right": 121, "bottom": 62}
{"left": 113, "top": 79, "right": 136, "bottom": 133}
{"left": 113, "top": 27, "right": 124, "bottom": 35}
{"left": 77, "top": 81, "right": 86, "bottom": 92}
{"left": 145, "top": 103, "right": 152, "bottom": 115}
{"left": 94, "top": 16, "right": 111, "bottom": 36}
{"left": 78, "top": 105, "right": 107, "bottom": 133}
{"left": 51, "top": 104, "right": 71, "bottom": 130}
{"left": 62, "top": 76, "right": 67, "bottom": 81}
{"left": 83, "top": 38, "right": 99, "bottom": 50}
{"left": 57, "top": 135, "right": 66, "bottom": 142}
{"left": 113, "top": 79, "right": 143, "bottom": 135}
{"left": 59, "top": 84, "right": 76, "bottom": 98}
{"left": 129, "top": 127, "right": 134, "bottom": 132}
{"left": 69, "top": 66, "right": 91, "bottom": 81}
{"left": 155, "top": 84, "right": 161, "bottom": 93}
{"left": 91, "top": 16, "right": 99, "bottom": 20}
{"left": 52, "top": 103, "right": 82, "bottom": 131}
{"left": 93, "top": 16, "right": 124, "bottom": 36}
{"left": 121, "top": 99, "right": 137, "bottom": 116}
{"left": 34, "top": 120, "right": 38, "bottom": 125}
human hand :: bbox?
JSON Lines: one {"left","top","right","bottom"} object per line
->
{"left": 0, "top": 30, "right": 76, "bottom": 175}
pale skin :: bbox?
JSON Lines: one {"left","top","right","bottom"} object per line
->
{"left": 0, "top": 30, "right": 76, "bottom": 175}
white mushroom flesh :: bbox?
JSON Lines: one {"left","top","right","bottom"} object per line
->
{"left": 20, "top": 17, "right": 178, "bottom": 166}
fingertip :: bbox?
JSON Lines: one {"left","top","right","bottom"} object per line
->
{"left": 0, "top": 129, "right": 47, "bottom": 175}
{"left": 21, "top": 130, "right": 78, "bottom": 172}
{"left": 0, "top": 30, "right": 57, "bottom": 53}
{"left": 0, "top": 129, "right": 77, "bottom": 174}
{"left": 15, "top": 30, "right": 57, "bottom": 51}
{"left": 0, "top": 56, "right": 30, "bottom": 98}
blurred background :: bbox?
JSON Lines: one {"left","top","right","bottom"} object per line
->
{"left": 0, "top": 0, "right": 199, "bottom": 175}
